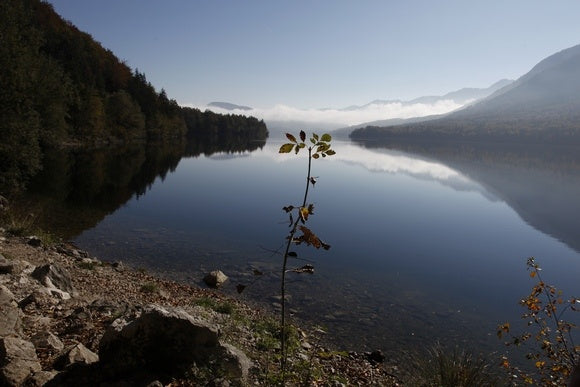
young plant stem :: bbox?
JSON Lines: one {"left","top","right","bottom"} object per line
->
{"left": 280, "top": 146, "right": 312, "bottom": 375}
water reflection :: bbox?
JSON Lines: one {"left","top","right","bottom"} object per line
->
{"left": 15, "top": 134, "right": 266, "bottom": 238}
{"left": 262, "top": 141, "right": 497, "bottom": 200}
{"left": 352, "top": 139, "right": 580, "bottom": 254}
{"left": 12, "top": 135, "right": 580, "bottom": 361}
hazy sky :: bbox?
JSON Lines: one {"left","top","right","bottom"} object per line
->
{"left": 49, "top": 1, "right": 580, "bottom": 110}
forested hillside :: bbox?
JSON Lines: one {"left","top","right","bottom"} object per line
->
{"left": 0, "top": 0, "right": 267, "bottom": 190}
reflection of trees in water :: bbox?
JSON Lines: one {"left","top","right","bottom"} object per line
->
{"left": 354, "top": 139, "right": 580, "bottom": 253}
{"left": 13, "top": 130, "right": 267, "bottom": 239}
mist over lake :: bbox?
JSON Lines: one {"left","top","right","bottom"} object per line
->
{"left": 20, "top": 137, "right": 580, "bottom": 359}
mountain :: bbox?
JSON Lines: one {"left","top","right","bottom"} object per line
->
{"left": 408, "top": 79, "right": 513, "bottom": 105}
{"left": 208, "top": 102, "right": 252, "bottom": 111}
{"left": 342, "top": 79, "right": 513, "bottom": 111}
{"left": 351, "top": 44, "right": 580, "bottom": 144}
{"left": 333, "top": 80, "right": 512, "bottom": 138}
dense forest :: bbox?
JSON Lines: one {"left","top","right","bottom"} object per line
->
{"left": 0, "top": 0, "right": 268, "bottom": 191}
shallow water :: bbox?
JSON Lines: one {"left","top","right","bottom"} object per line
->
{"left": 24, "top": 137, "right": 580, "bottom": 359}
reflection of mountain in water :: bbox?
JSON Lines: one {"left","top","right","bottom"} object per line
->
{"left": 15, "top": 134, "right": 266, "bottom": 239}
{"left": 353, "top": 139, "right": 580, "bottom": 253}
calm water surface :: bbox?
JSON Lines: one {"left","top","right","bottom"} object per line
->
{"left": 67, "top": 139, "right": 580, "bottom": 358}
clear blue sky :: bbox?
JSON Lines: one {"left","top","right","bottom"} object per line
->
{"left": 48, "top": 0, "right": 580, "bottom": 109}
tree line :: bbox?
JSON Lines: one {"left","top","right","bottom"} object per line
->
{"left": 0, "top": 0, "right": 267, "bottom": 191}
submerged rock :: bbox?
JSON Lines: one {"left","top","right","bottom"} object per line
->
{"left": 204, "top": 270, "right": 228, "bottom": 288}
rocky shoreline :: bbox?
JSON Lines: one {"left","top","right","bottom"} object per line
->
{"left": 0, "top": 228, "right": 400, "bottom": 386}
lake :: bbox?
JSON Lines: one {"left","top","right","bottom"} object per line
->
{"left": 20, "top": 135, "right": 580, "bottom": 361}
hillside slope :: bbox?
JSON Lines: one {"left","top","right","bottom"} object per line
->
{"left": 351, "top": 44, "right": 580, "bottom": 144}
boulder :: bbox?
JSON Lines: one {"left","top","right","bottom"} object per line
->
{"left": 216, "top": 343, "right": 252, "bottom": 382}
{"left": 0, "top": 285, "right": 22, "bottom": 337}
{"left": 99, "top": 305, "right": 251, "bottom": 382}
{"left": 204, "top": 270, "right": 228, "bottom": 288}
{"left": 28, "top": 370, "right": 59, "bottom": 386}
{"left": 0, "top": 337, "right": 42, "bottom": 386}
{"left": 56, "top": 245, "right": 89, "bottom": 259}
{"left": 31, "top": 331, "right": 64, "bottom": 352}
{"left": 366, "top": 349, "right": 386, "bottom": 364}
{"left": 31, "top": 263, "right": 75, "bottom": 294}
{"left": 54, "top": 343, "right": 99, "bottom": 370}
{"left": 63, "top": 307, "right": 94, "bottom": 334}
{"left": 18, "top": 288, "right": 58, "bottom": 310}
{"left": 0, "top": 254, "right": 15, "bottom": 274}
{"left": 27, "top": 236, "right": 42, "bottom": 247}
{"left": 99, "top": 305, "right": 219, "bottom": 375}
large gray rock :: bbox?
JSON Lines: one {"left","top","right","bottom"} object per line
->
{"left": 54, "top": 343, "right": 99, "bottom": 370}
{"left": 31, "top": 331, "right": 64, "bottom": 352}
{"left": 31, "top": 263, "right": 75, "bottom": 294}
{"left": 217, "top": 343, "right": 252, "bottom": 382}
{"left": 0, "top": 337, "right": 42, "bottom": 386}
{"left": 0, "top": 285, "right": 22, "bottom": 337}
{"left": 99, "top": 305, "right": 219, "bottom": 375}
{"left": 204, "top": 270, "right": 228, "bottom": 288}
{"left": 99, "top": 305, "right": 251, "bottom": 382}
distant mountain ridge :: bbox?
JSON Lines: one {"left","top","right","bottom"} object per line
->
{"left": 350, "top": 44, "right": 580, "bottom": 144}
{"left": 208, "top": 102, "right": 252, "bottom": 111}
{"left": 341, "top": 79, "right": 513, "bottom": 111}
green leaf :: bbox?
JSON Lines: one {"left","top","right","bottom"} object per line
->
{"left": 299, "top": 143, "right": 306, "bottom": 148}
{"left": 321, "top": 133, "right": 332, "bottom": 142}
{"left": 294, "top": 144, "right": 300, "bottom": 154}
{"left": 316, "top": 144, "right": 329, "bottom": 153}
{"left": 279, "top": 143, "right": 294, "bottom": 153}
{"left": 325, "top": 149, "right": 336, "bottom": 156}
{"left": 286, "top": 133, "right": 297, "bottom": 143}
{"left": 312, "top": 153, "right": 319, "bottom": 159}
{"left": 312, "top": 133, "right": 319, "bottom": 141}
{"left": 299, "top": 130, "right": 306, "bottom": 142}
